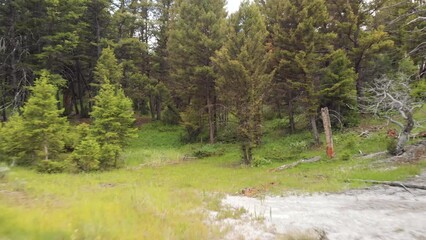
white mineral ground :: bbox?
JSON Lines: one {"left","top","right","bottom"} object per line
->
{"left": 217, "top": 172, "right": 426, "bottom": 240}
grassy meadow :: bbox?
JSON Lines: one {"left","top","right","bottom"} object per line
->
{"left": 0, "top": 109, "right": 425, "bottom": 239}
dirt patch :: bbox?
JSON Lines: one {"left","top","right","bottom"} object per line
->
{"left": 220, "top": 173, "right": 426, "bottom": 240}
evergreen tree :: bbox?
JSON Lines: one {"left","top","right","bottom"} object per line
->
{"left": 94, "top": 47, "right": 123, "bottom": 85}
{"left": 0, "top": 114, "right": 27, "bottom": 164}
{"left": 320, "top": 50, "right": 358, "bottom": 126}
{"left": 266, "top": 0, "right": 335, "bottom": 144}
{"left": 213, "top": 2, "right": 272, "bottom": 164}
{"left": 91, "top": 48, "right": 135, "bottom": 169}
{"left": 91, "top": 82, "right": 135, "bottom": 168}
{"left": 326, "top": 0, "right": 394, "bottom": 100}
{"left": 168, "top": 0, "right": 226, "bottom": 143}
{"left": 22, "top": 71, "right": 69, "bottom": 163}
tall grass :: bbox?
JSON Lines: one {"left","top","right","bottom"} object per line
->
{"left": 0, "top": 110, "right": 425, "bottom": 239}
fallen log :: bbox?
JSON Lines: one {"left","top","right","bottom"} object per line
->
{"left": 272, "top": 156, "right": 321, "bottom": 172}
{"left": 359, "top": 151, "right": 387, "bottom": 159}
{"left": 346, "top": 179, "right": 426, "bottom": 190}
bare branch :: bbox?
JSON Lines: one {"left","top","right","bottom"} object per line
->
{"left": 384, "top": 116, "right": 404, "bottom": 129}
{"left": 407, "top": 16, "right": 426, "bottom": 25}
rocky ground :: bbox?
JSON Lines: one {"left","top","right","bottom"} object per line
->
{"left": 215, "top": 142, "right": 426, "bottom": 240}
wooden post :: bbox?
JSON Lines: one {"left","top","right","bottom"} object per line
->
{"left": 321, "top": 107, "right": 334, "bottom": 158}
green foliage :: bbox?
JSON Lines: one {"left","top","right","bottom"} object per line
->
{"left": 340, "top": 152, "right": 352, "bottom": 161}
{"left": 251, "top": 157, "right": 272, "bottom": 168}
{"left": 321, "top": 50, "right": 358, "bottom": 125}
{"left": 94, "top": 47, "right": 123, "bottom": 85}
{"left": 180, "top": 107, "right": 203, "bottom": 143}
{"left": 387, "top": 139, "right": 398, "bottom": 156}
{"left": 36, "top": 160, "right": 66, "bottom": 174}
{"left": 162, "top": 106, "right": 181, "bottom": 125}
{"left": 68, "top": 137, "right": 101, "bottom": 172}
{"left": 22, "top": 71, "right": 69, "bottom": 163}
{"left": 216, "top": 123, "right": 239, "bottom": 143}
{"left": 411, "top": 79, "right": 426, "bottom": 100}
{"left": 213, "top": 2, "right": 272, "bottom": 164}
{"left": 99, "top": 144, "right": 122, "bottom": 169}
{"left": 90, "top": 82, "right": 135, "bottom": 168}
{"left": 0, "top": 115, "right": 27, "bottom": 165}
{"left": 192, "top": 144, "right": 224, "bottom": 159}
{"left": 0, "top": 72, "right": 69, "bottom": 165}
{"left": 91, "top": 83, "right": 135, "bottom": 154}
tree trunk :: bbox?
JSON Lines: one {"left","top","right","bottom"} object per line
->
{"left": 321, "top": 107, "right": 334, "bottom": 158}
{"left": 207, "top": 95, "right": 214, "bottom": 144}
{"left": 288, "top": 99, "right": 295, "bottom": 133}
{"left": 1, "top": 82, "right": 7, "bottom": 121}
{"left": 149, "top": 95, "right": 156, "bottom": 120}
{"left": 242, "top": 142, "right": 252, "bottom": 165}
{"left": 310, "top": 115, "right": 320, "bottom": 145}
{"left": 44, "top": 144, "right": 49, "bottom": 161}
{"left": 156, "top": 95, "right": 162, "bottom": 121}
{"left": 63, "top": 88, "right": 73, "bottom": 116}
{"left": 396, "top": 110, "right": 415, "bottom": 155}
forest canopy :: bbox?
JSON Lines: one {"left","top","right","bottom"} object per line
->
{"left": 0, "top": 0, "right": 425, "bottom": 166}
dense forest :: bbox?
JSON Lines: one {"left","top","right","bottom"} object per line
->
{"left": 0, "top": 0, "right": 425, "bottom": 168}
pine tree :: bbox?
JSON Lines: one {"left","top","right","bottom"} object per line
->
{"left": 266, "top": 0, "right": 335, "bottom": 144}
{"left": 326, "top": 0, "right": 394, "bottom": 99}
{"left": 91, "top": 82, "right": 135, "bottom": 168}
{"left": 320, "top": 50, "right": 358, "bottom": 126}
{"left": 91, "top": 48, "right": 135, "bottom": 169}
{"left": 22, "top": 71, "right": 69, "bottom": 163}
{"left": 213, "top": 2, "right": 272, "bottom": 164}
{"left": 168, "top": 0, "right": 226, "bottom": 143}
{"left": 94, "top": 47, "right": 123, "bottom": 85}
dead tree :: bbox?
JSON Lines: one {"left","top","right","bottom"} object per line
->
{"left": 321, "top": 107, "right": 335, "bottom": 158}
{"left": 361, "top": 73, "right": 423, "bottom": 155}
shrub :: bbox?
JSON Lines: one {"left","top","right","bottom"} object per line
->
{"left": 162, "top": 106, "right": 181, "bottom": 125}
{"left": 216, "top": 124, "right": 238, "bottom": 143}
{"left": 289, "top": 140, "right": 309, "bottom": 154}
{"left": 251, "top": 157, "right": 272, "bottom": 167}
{"left": 36, "top": 160, "right": 65, "bottom": 174}
{"left": 387, "top": 139, "right": 398, "bottom": 156}
{"left": 0, "top": 115, "right": 28, "bottom": 165}
{"left": 192, "top": 144, "right": 224, "bottom": 158}
{"left": 100, "top": 144, "right": 122, "bottom": 169}
{"left": 68, "top": 137, "right": 101, "bottom": 172}
{"left": 340, "top": 151, "right": 351, "bottom": 161}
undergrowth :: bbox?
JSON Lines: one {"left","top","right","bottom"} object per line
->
{"left": 0, "top": 108, "right": 425, "bottom": 239}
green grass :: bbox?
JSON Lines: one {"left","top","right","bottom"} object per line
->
{"left": 0, "top": 111, "right": 425, "bottom": 239}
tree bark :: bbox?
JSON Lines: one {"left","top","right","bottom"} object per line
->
{"left": 156, "top": 95, "right": 162, "bottom": 121}
{"left": 242, "top": 142, "right": 252, "bottom": 165}
{"left": 396, "top": 110, "right": 415, "bottom": 155}
{"left": 310, "top": 115, "right": 320, "bottom": 145}
{"left": 207, "top": 94, "right": 214, "bottom": 144}
{"left": 288, "top": 99, "right": 295, "bottom": 133}
{"left": 1, "top": 81, "right": 7, "bottom": 121}
{"left": 149, "top": 95, "right": 156, "bottom": 120}
{"left": 44, "top": 144, "right": 49, "bottom": 161}
{"left": 321, "top": 107, "right": 334, "bottom": 158}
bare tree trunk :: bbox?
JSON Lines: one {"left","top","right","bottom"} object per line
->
{"left": 44, "top": 144, "right": 49, "bottom": 161}
{"left": 310, "top": 115, "right": 320, "bottom": 145}
{"left": 396, "top": 110, "right": 415, "bottom": 155}
{"left": 321, "top": 107, "right": 334, "bottom": 158}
